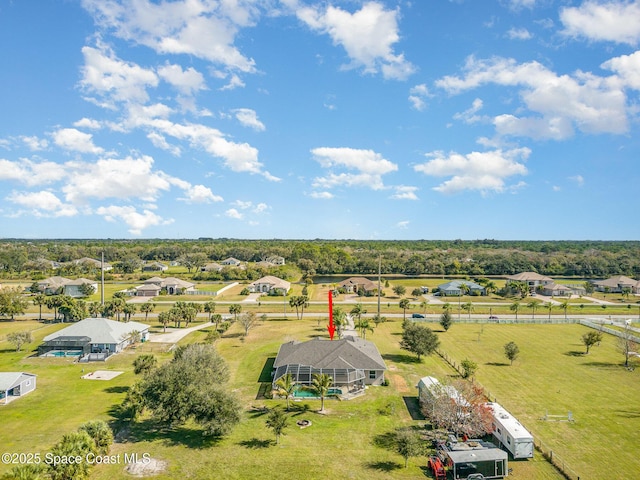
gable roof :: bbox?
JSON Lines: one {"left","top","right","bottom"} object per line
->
{"left": 593, "top": 275, "right": 637, "bottom": 288}
{"left": 0, "top": 372, "right": 35, "bottom": 391}
{"left": 274, "top": 336, "right": 386, "bottom": 371}
{"left": 43, "top": 318, "right": 149, "bottom": 345}
{"left": 506, "top": 271, "right": 553, "bottom": 282}
{"left": 438, "top": 279, "right": 484, "bottom": 291}
{"left": 339, "top": 277, "right": 377, "bottom": 290}
{"left": 250, "top": 275, "right": 290, "bottom": 290}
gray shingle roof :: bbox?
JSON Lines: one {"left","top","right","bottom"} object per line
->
{"left": 43, "top": 318, "right": 149, "bottom": 345}
{"left": 274, "top": 336, "right": 386, "bottom": 371}
{"left": 0, "top": 372, "right": 35, "bottom": 391}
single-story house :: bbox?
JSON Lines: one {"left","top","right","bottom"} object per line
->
{"left": 201, "top": 262, "right": 224, "bottom": 272}
{"left": 540, "top": 283, "right": 579, "bottom": 297}
{"left": 220, "top": 257, "right": 242, "bottom": 266}
{"left": 437, "top": 280, "right": 486, "bottom": 296}
{"left": 505, "top": 271, "right": 553, "bottom": 293}
{"left": 591, "top": 275, "right": 639, "bottom": 294}
{"left": 142, "top": 262, "right": 168, "bottom": 272}
{"left": 338, "top": 276, "right": 378, "bottom": 295}
{"left": 249, "top": 275, "right": 291, "bottom": 295}
{"left": 272, "top": 336, "right": 387, "bottom": 391}
{"left": 37, "top": 276, "right": 97, "bottom": 297}
{"left": 265, "top": 255, "right": 286, "bottom": 266}
{"left": 39, "top": 318, "right": 150, "bottom": 359}
{"left": 135, "top": 283, "right": 162, "bottom": 297}
{"left": 138, "top": 276, "right": 195, "bottom": 295}
{"left": 0, "top": 372, "right": 36, "bottom": 404}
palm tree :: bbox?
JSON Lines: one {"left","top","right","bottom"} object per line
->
{"left": 354, "top": 317, "right": 374, "bottom": 339}
{"left": 461, "top": 301, "right": 474, "bottom": 320}
{"left": 350, "top": 303, "right": 366, "bottom": 324}
{"left": 544, "top": 302, "right": 554, "bottom": 320}
{"left": 527, "top": 299, "right": 540, "bottom": 319}
{"left": 229, "top": 304, "right": 242, "bottom": 322}
{"left": 265, "top": 408, "right": 289, "bottom": 445}
{"left": 311, "top": 373, "right": 333, "bottom": 413}
{"left": 332, "top": 307, "right": 347, "bottom": 338}
{"left": 123, "top": 303, "right": 137, "bottom": 322}
{"left": 419, "top": 299, "right": 429, "bottom": 314}
{"left": 559, "top": 299, "right": 570, "bottom": 320}
{"left": 204, "top": 301, "right": 217, "bottom": 321}
{"left": 140, "top": 302, "right": 155, "bottom": 322}
{"left": 459, "top": 283, "right": 470, "bottom": 320}
{"left": 510, "top": 301, "right": 520, "bottom": 321}
{"left": 32, "top": 293, "right": 46, "bottom": 321}
{"left": 274, "top": 373, "right": 296, "bottom": 411}
{"left": 485, "top": 281, "right": 497, "bottom": 296}
{"left": 399, "top": 298, "right": 411, "bottom": 321}
{"left": 88, "top": 301, "right": 102, "bottom": 318}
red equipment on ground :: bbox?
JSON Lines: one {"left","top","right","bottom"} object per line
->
{"left": 428, "top": 455, "right": 446, "bottom": 480}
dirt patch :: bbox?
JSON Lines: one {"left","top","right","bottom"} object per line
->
{"left": 389, "top": 374, "right": 410, "bottom": 393}
{"left": 125, "top": 458, "right": 167, "bottom": 477}
{"left": 81, "top": 370, "right": 123, "bottom": 380}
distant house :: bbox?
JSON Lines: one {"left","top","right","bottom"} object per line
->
{"left": 142, "top": 262, "right": 168, "bottom": 272}
{"left": 249, "top": 275, "right": 291, "bottom": 295}
{"left": 220, "top": 257, "right": 242, "bottom": 266}
{"left": 541, "top": 283, "right": 572, "bottom": 297}
{"left": 201, "top": 262, "right": 223, "bottom": 272}
{"left": 505, "top": 272, "right": 553, "bottom": 293}
{"left": 592, "top": 275, "right": 639, "bottom": 294}
{"left": 338, "top": 277, "right": 378, "bottom": 295}
{"left": 437, "top": 280, "right": 486, "bottom": 296}
{"left": 265, "top": 255, "right": 285, "bottom": 266}
{"left": 0, "top": 372, "right": 36, "bottom": 404}
{"left": 39, "top": 318, "right": 150, "bottom": 359}
{"left": 273, "top": 336, "right": 387, "bottom": 391}
{"left": 37, "top": 276, "right": 97, "bottom": 297}
{"left": 137, "top": 276, "right": 195, "bottom": 296}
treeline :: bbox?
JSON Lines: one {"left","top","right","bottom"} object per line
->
{"left": 0, "top": 239, "right": 639, "bottom": 279}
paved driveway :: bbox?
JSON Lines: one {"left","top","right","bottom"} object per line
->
{"left": 148, "top": 322, "right": 213, "bottom": 343}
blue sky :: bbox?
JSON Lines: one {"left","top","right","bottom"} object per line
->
{"left": 1, "top": 0, "right": 639, "bottom": 240}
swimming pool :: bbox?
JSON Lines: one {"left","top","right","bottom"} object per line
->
{"left": 293, "top": 387, "right": 342, "bottom": 398}
{"left": 42, "top": 350, "right": 83, "bottom": 357}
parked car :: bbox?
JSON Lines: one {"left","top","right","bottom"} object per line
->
{"left": 489, "top": 315, "right": 499, "bottom": 320}
{"left": 412, "top": 313, "right": 425, "bottom": 318}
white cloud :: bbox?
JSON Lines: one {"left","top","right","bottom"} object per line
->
{"left": 225, "top": 208, "right": 243, "bottom": 219}
{"left": 157, "top": 63, "right": 206, "bottom": 95}
{"left": 396, "top": 220, "right": 409, "bottom": 229}
{"left": 436, "top": 56, "right": 629, "bottom": 139}
{"left": 81, "top": 0, "right": 258, "bottom": 72}
{"left": 96, "top": 204, "right": 172, "bottom": 235}
{"left": 390, "top": 186, "right": 418, "bottom": 200}
{"left": 561, "top": 1, "right": 640, "bottom": 45}
{"left": 180, "top": 185, "right": 223, "bottom": 204}
{"left": 6, "top": 190, "right": 79, "bottom": 217}
{"left": 62, "top": 155, "right": 172, "bottom": 204}
{"left": 147, "top": 132, "right": 181, "bottom": 156}
{"left": 506, "top": 27, "right": 532, "bottom": 40}
{"left": 0, "top": 158, "right": 67, "bottom": 186}
{"left": 569, "top": 174, "right": 585, "bottom": 186}
{"left": 508, "top": 0, "right": 537, "bottom": 8}
{"left": 311, "top": 147, "right": 398, "bottom": 191}
{"left": 232, "top": 108, "right": 266, "bottom": 131}
{"left": 454, "top": 98, "right": 485, "bottom": 124}
{"left": 52, "top": 128, "right": 104, "bottom": 154}
{"left": 414, "top": 148, "right": 530, "bottom": 194}
{"left": 602, "top": 50, "right": 640, "bottom": 90}
{"left": 73, "top": 118, "right": 102, "bottom": 129}
{"left": 80, "top": 44, "right": 158, "bottom": 106}
{"left": 21, "top": 136, "right": 48, "bottom": 151}
{"left": 409, "top": 84, "right": 430, "bottom": 111}
{"left": 295, "top": 1, "right": 415, "bottom": 80}
{"left": 309, "top": 191, "right": 334, "bottom": 199}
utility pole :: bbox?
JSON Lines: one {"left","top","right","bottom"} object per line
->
{"left": 101, "top": 251, "right": 105, "bottom": 305}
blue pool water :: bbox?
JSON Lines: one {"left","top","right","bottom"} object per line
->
{"left": 293, "top": 387, "right": 342, "bottom": 398}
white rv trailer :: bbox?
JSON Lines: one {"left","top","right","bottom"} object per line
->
{"left": 486, "top": 402, "right": 534, "bottom": 459}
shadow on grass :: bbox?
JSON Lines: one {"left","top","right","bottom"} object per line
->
{"left": 615, "top": 409, "right": 640, "bottom": 418}
{"left": 103, "top": 385, "right": 129, "bottom": 394}
{"left": 223, "top": 332, "right": 244, "bottom": 339}
{"left": 485, "top": 362, "right": 510, "bottom": 367}
{"left": 382, "top": 353, "right": 421, "bottom": 364}
{"left": 238, "top": 438, "right": 273, "bottom": 449}
{"left": 402, "top": 396, "right": 425, "bottom": 421}
{"left": 580, "top": 361, "right": 621, "bottom": 368}
{"left": 564, "top": 351, "right": 586, "bottom": 357}
{"left": 123, "top": 418, "right": 222, "bottom": 449}
{"left": 372, "top": 431, "right": 398, "bottom": 450}
{"left": 258, "top": 357, "right": 276, "bottom": 382}
{"left": 365, "top": 461, "right": 403, "bottom": 472}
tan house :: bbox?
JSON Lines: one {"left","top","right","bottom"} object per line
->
{"left": 338, "top": 277, "right": 378, "bottom": 295}
{"left": 592, "top": 275, "right": 639, "bottom": 294}
{"left": 249, "top": 276, "right": 291, "bottom": 295}
{"left": 541, "top": 283, "right": 572, "bottom": 297}
{"left": 138, "top": 276, "right": 195, "bottom": 295}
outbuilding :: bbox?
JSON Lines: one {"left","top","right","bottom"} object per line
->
{"left": 486, "top": 402, "right": 534, "bottom": 459}
{"left": 0, "top": 372, "right": 37, "bottom": 404}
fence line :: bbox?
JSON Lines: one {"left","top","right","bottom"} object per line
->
{"left": 436, "top": 349, "right": 582, "bottom": 480}
{"left": 579, "top": 319, "right": 640, "bottom": 343}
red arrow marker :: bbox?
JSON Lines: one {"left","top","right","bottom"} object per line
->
{"left": 327, "top": 289, "right": 335, "bottom": 340}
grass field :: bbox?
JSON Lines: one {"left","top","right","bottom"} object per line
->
{"left": 0, "top": 315, "right": 638, "bottom": 479}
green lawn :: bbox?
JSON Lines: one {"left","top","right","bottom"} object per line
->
{"left": 1, "top": 316, "right": 637, "bottom": 479}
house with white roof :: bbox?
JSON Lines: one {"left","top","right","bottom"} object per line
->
{"left": 249, "top": 276, "right": 291, "bottom": 295}
{"left": 0, "top": 372, "right": 36, "bottom": 404}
